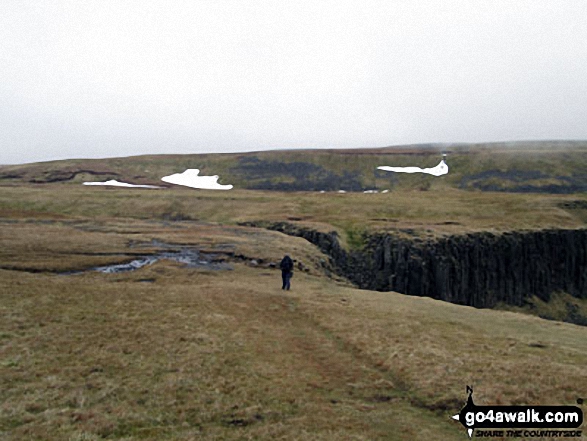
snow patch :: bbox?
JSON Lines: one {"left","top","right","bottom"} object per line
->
{"left": 161, "top": 169, "right": 233, "bottom": 190}
{"left": 377, "top": 159, "right": 449, "bottom": 176}
{"left": 83, "top": 180, "right": 161, "bottom": 188}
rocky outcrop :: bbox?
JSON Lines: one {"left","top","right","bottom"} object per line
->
{"left": 30, "top": 169, "right": 120, "bottom": 183}
{"left": 256, "top": 222, "right": 587, "bottom": 308}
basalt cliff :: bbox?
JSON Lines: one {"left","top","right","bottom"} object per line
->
{"left": 254, "top": 222, "right": 587, "bottom": 309}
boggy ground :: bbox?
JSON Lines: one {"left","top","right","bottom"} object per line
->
{"left": 1, "top": 210, "right": 586, "bottom": 440}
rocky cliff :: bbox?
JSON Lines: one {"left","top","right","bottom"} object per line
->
{"left": 256, "top": 222, "right": 587, "bottom": 308}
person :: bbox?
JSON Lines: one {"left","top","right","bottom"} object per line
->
{"left": 280, "top": 255, "right": 294, "bottom": 290}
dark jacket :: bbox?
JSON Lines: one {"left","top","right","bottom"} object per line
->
{"left": 280, "top": 255, "right": 293, "bottom": 273}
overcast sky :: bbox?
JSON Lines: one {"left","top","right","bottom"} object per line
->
{"left": 1, "top": 1, "right": 586, "bottom": 164}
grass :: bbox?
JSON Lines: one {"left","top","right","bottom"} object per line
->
{"left": 1, "top": 207, "right": 586, "bottom": 439}
{"left": 497, "top": 292, "right": 587, "bottom": 326}
{"left": 0, "top": 185, "right": 585, "bottom": 243}
{"left": 2, "top": 141, "right": 587, "bottom": 193}
{"left": 1, "top": 261, "right": 464, "bottom": 440}
{"left": 1, "top": 158, "right": 586, "bottom": 440}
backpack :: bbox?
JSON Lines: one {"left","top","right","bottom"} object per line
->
{"left": 280, "top": 256, "right": 293, "bottom": 271}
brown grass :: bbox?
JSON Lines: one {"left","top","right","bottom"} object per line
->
{"left": 1, "top": 212, "right": 586, "bottom": 440}
{"left": 0, "top": 185, "right": 585, "bottom": 240}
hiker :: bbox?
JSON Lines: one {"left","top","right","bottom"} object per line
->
{"left": 280, "top": 255, "right": 294, "bottom": 290}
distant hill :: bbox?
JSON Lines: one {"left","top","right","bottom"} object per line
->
{"left": 2, "top": 140, "right": 586, "bottom": 193}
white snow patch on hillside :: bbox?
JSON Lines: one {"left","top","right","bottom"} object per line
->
{"left": 161, "top": 169, "right": 233, "bottom": 190}
{"left": 377, "top": 159, "right": 449, "bottom": 176}
{"left": 83, "top": 180, "right": 161, "bottom": 188}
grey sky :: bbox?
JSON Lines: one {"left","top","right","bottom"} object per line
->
{"left": 1, "top": 1, "right": 586, "bottom": 164}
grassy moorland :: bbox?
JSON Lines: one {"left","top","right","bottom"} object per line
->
{"left": 0, "top": 185, "right": 585, "bottom": 239}
{"left": 1, "top": 143, "right": 587, "bottom": 440}
{"left": 1, "top": 141, "right": 587, "bottom": 193}
{"left": 1, "top": 214, "right": 586, "bottom": 440}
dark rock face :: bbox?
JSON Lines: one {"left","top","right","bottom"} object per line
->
{"left": 260, "top": 222, "right": 587, "bottom": 308}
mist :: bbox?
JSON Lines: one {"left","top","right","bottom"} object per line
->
{"left": 1, "top": 1, "right": 586, "bottom": 164}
